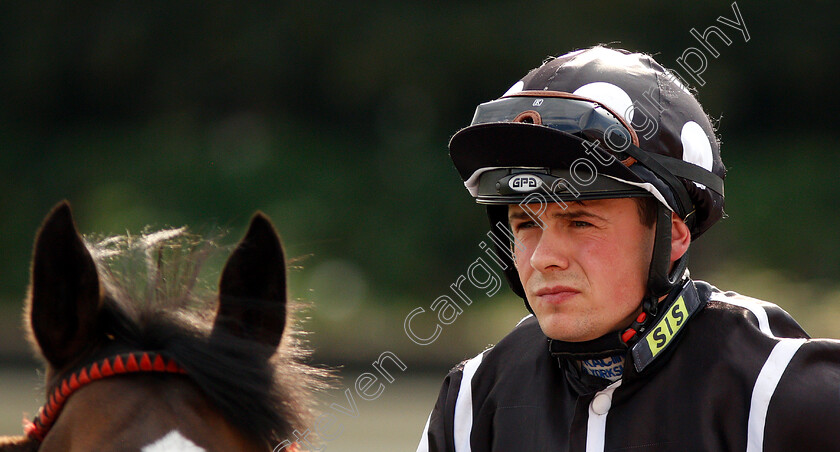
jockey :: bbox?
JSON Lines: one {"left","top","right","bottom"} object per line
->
{"left": 416, "top": 46, "right": 840, "bottom": 451}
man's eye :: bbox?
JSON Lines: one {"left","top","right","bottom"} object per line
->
{"left": 514, "top": 221, "right": 536, "bottom": 231}
{"left": 572, "top": 221, "right": 592, "bottom": 228}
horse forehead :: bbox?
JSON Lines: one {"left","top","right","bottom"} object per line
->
{"left": 141, "top": 430, "right": 206, "bottom": 452}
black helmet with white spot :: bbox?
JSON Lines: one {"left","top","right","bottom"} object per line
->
{"left": 449, "top": 46, "right": 726, "bottom": 303}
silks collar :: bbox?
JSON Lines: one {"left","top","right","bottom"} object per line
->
{"left": 549, "top": 279, "right": 705, "bottom": 373}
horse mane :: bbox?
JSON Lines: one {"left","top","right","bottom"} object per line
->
{"left": 0, "top": 436, "right": 37, "bottom": 452}
{"left": 75, "top": 227, "right": 329, "bottom": 447}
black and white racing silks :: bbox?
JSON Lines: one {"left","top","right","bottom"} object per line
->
{"left": 416, "top": 280, "right": 840, "bottom": 452}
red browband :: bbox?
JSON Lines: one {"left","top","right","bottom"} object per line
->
{"left": 24, "top": 351, "right": 187, "bottom": 442}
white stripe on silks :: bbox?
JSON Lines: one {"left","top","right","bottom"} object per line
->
{"left": 747, "top": 338, "right": 806, "bottom": 452}
{"left": 710, "top": 292, "right": 774, "bottom": 337}
{"left": 585, "top": 380, "right": 622, "bottom": 452}
{"left": 516, "top": 314, "right": 534, "bottom": 327}
{"left": 415, "top": 412, "right": 432, "bottom": 452}
{"left": 453, "top": 352, "right": 485, "bottom": 452}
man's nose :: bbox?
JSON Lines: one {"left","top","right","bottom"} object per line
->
{"left": 528, "top": 225, "right": 571, "bottom": 272}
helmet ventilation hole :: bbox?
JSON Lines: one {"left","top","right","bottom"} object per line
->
{"left": 512, "top": 110, "right": 542, "bottom": 125}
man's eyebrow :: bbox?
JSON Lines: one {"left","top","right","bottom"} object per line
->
{"left": 554, "top": 210, "right": 608, "bottom": 222}
{"left": 508, "top": 210, "right": 535, "bottom": 221}
{"left": 508, "top": 209, "right": 608, "bottom": 222}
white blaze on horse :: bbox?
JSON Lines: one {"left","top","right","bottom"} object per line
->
{"left": 0, "top": 202, "right": 326, "bottom": 451}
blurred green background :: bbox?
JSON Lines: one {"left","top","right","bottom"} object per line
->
{"left": 1, "top": 1, "right": 839, "bottom": 448}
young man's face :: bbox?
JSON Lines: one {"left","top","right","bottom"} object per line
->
{"left": 509, "top": 198, "right": 655, "bottom": 342}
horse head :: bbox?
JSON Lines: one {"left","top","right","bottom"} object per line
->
{"left": 0, "top": 202, "right": 323, "bottom": 451}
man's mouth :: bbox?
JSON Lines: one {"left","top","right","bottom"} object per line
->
{"left": 534, "top": 285, "right": 581, "bottom": 303}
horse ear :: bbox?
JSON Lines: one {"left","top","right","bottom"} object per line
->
{"left": 213, "top": 212, "right": 287, "bottom": 351}
{"left": 27, "top": 201, "right": 102, "bottom": 369}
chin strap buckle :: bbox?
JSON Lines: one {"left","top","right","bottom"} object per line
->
{"left": 620, "top": 293, "right": 661, "bottom": 344}
{"left": 621, "top": 310, "right": 648, "bottom": 343}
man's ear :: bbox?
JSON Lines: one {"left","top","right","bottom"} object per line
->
{"left": 670, "top": 213, "right": 691, "bottom": 263}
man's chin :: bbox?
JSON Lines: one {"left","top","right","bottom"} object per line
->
{"left": 535, "top": 314, "right": 613, "bottom": 343}
{"left": 536, "top": 317, "right": 580, "bottom": 342}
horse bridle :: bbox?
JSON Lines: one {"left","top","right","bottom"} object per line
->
{"left": 24, "top": 351, "right": 187, "bottom": 443}
{"left": 25, "top": 351, "right": 302, "bottom": 451}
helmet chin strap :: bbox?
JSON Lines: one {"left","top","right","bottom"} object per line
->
{"left": 646, "top": 203, "right": 690, "bottom": 305}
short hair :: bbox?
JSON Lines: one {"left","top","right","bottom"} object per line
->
{"left": 634, "top": 196, "right": 658, "bottom": 228}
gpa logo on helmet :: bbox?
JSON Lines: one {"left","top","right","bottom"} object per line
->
{"left": 508, "top": 174, "right": 543, "bottom": 192}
